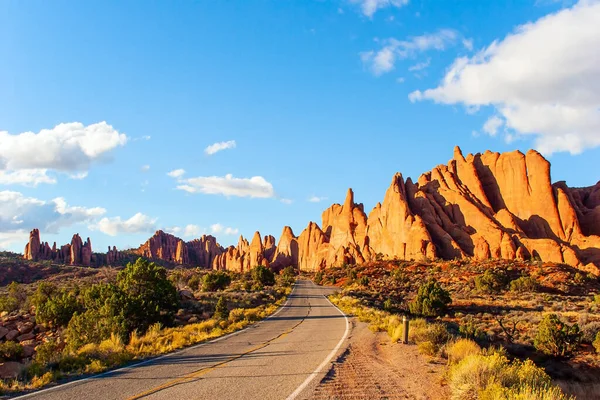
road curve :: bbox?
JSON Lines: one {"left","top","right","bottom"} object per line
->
{"left": 15, "top": 280, "right": 349, "bottom": 400}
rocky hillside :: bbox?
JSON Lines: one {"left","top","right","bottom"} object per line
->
{"left": 20, "top": 147, "right": 600, "bottom": 274}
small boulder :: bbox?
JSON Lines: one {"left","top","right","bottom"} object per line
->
{"left": 0, "top": 326, "right": 8, "bottom": 339}
{"left": 5, "top": 330, "right": 19, "bottom": 341}
{"left": 17, "top": 322, "right": 34, "bottom": 334}
{"left": 22, "top": 346, "right": 35, "bottom": 358}
{"left": 17, "top": 333, "right": 35, "bottom": 342}
{"left": 188, "top": 316, "right": 199, "bottom": 323}
{"left": 0, "top": 361, "right": 24, "bottom": 379}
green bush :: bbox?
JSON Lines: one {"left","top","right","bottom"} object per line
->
{"left": 117, "top": 258, "right": 179, "bottom": 333}
{"left": 214, "top": 296, "right": 229, "bottom": 320}
{"left": 459, "top": 319, "right": 487, "bottom": 342}
{"left": 187, "top": 275, "right": 201, "bottom": 291}
{"left": 251, "top": 265, "right": 275, "bottom": 286}
{"left": 0, "top": 282, "right": 27, "bottom": 313}
{"left": 0, "top": 341, "right": 24, "bottom": 361}
{"left": 594, "top": 294, "right": 600, "bottom": 305}
{"left": 202, "top": 271, "right": 231, "bottom": 291}
{"left": 34, "top": 340, "right": 61, "bottom": 366}
{"left": 534, "top": 314, "right": 582, "bottom": 357}
{"left": 33, "top": 283, "right": 82, "bottom": 327}
{"left": 475, "top": 270, "right": 508, "bottom": 294}
{"left": 314, "top": 271, "right": 323, "bottom": 285}
{"left": 66, "top": 310, "right": 127, "bottom": 350}
{"left": 509, "top": 276, "right": 538, "bottom": 293}
{"left": 593, "top": 331, "right": 600, "bottom": 354}
{"left": 358, "top": 276, "right": 370, "bottom": 287}
{"left": 279, "top": 266, "right": 296, "bottom": 286}
{"left": 409, "top": 280, "right": 451, "bottom": 317}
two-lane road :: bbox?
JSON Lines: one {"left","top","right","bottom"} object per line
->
{"left": 16, "top": 280, "right": 349, "bottom": 400}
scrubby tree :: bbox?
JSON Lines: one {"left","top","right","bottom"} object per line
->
{"left": 202, "top": 271, "right": 231, "bottom": 291}
{"left": 474, "top": 270, "right": 508, "bottom": 294}
{"left": 214, "top": 296, "right": 229, "bottom": 320}
{"left": 33, "top": 283, "right": 83, "bottom": 327}
{"left": 116, "top": 258, "right": 179, "bottom": 333}
{"left": 280, "top": 266, "right": 296, "bottom": 286}
{"left": 534, "top": 313, "right": 582, "bottom": 357}
{"left": 251, "top": 265, "right": 275, "bottom": 286}
{"left": 409, "top": 280, "right": 452, "bottom": 317}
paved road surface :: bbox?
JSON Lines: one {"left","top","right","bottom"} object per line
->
{"left": 16, "top": 280, "right": 349, "bottom": 400}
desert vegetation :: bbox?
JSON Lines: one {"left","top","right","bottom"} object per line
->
{"left": 0, "top": 256, "right": 293, "bottom": 395}
{"left": 319, "top": 258, "right": 600, "bottom": 399}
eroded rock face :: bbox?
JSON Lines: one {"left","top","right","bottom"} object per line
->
{"left": 21, "top": 147, "right": 600, "bottom": 274}
{"left": 22, "top": 230, "right": 120, "bottom": 266}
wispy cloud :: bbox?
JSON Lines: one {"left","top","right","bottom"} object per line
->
{"left": 308, "top": 196, "right": 328, "bottom": 203}
{"left": 167, "top": 169, "right": 185, "bottom": 178}
{"left": 350, "top": 0, "right": 409, "bottom": 18}
{"left": 210, "top": 223, "right": 239, "bottom": 236}
{"left": 204, "top": 140, "right": 236, "bottom": 155}
{"left": 174, "top": 173, "right": 275, "bottom": 198}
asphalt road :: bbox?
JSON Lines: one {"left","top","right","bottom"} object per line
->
{"left": 16, "top": 280, "right": 349, "bottom": 400}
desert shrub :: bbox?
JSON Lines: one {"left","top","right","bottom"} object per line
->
{"left": 475, "top": 270, "right": 508, "bottom": 294}
{"left": 574, "top": 272, "right": 586, "bottom": 284}
{"left": 417, "top": 341, "right": 437, "bottom": 356}
{"left": 358, "top": 276, "right": 370, "bottom": 287}
{"left": 593, "top": 332, "right": 600, "bottom": 353}
{"left": 409, "top": 280, "right": 451, "bottom": 317}
{"left": 314, "top": 271, "right": 323, "bottom": 285}
{"left": 509, "top": 276, "right": 538, "bottom": 293}
{"left": 202, "top": 271, "right": 231, "bottom": 291}
{"left": 534, "top": 314, "right": 582, "bottom": 357}
{"left": 449, "top": 349, "right": 567, "bottom": 400}
{"left": 409, "top": 320, "right": 450, "bottom": 354}
{"left": 580, "top": 320, "right": 600, "bottom": 343}
{"left": 347, "top": 269, "right": 357, "bottom": 282}
{"left": 447, "top": 339, "right": 480, "bottom": 365}
{"left": 0, "top": 282, "right": 27, "bottom": 313}
{"left": 66, "top": 310, "right": 127, "bottom": 350}
{"left": 117, "top": 258, "right": 179, "bottom": 333}
{"left": 252, "top": 265, "right": 275, "bottom": 286}
{"left": 459, "top": 318, "right": 487, "bottom": 342}
{"left": 0, "top": 342, "right": 24, "bottom": 361}
{"left": 34, "top": 340, "right": 61, "bottom": 366}
{"left": 280, "top": 266, "right": 296, "bottom": 286}
{"left": 391, "top": 268, "right": 409, "bottom": 284}
{"left": 594, "top": 294, "right": 600, "bottom": 305}
{"left": 33, "top": 284, "right": 82, "bottom": 327}
{"left": 187, "top": 275, "right": 201, "bottom": 291}
{"left": 214, "top": 296, "right": 229, "bottom": 320}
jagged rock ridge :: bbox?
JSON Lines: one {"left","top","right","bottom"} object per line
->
{"left": 211, "top": 147, "right": 600, "bottom": 274}
{"left": 23, "top": 229, "right": 125, "bottom": 266}
{"left": 21, "top": 148, "right": 600, "bottom": 274}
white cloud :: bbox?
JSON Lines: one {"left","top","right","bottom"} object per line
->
{"left": 0, "top": 191, "right": 106, "bottom": 235}
{"left": 91, "top": 213, "right": 157, "bottom": 236}
{"left": 183, "top": 224, "right": 202, "bottom": 237}
{"left": 0, "top": 169, "right": 57, "bottom": 186}
{"left": 0, "top": 230, "right": 29, "bottom": 251}
{"left": 350, "top": 0, "right": 409, "bottom": 18}
{"left": 167, "top": 169, "right": 186, "bottom": 178}
{"left": 174, "top": 173, "right": 275, "bottom": 198}
{"left": 462, "top": 38, "right": 474, "bottom": 51}
{"left": 396, "top": 77, "right": 405, "bottom": 83}
{"left": 280, "top": 198, "right": 293, "bottom": 204}
{"left": 210, "top": 223, "right": 239, "bottom": 236}
{"left": 308, "top": 196, "right": 328, "bottom": 203}
{"left": 409, "top": 1, "right": 600, "bottom": 155}
{"left": 482, "top": 115, "right": 504, "bottom": 137}
{"left": 204, "top": 140, "right": 236, "bottom": 155}
{"left": 141, "top": 165, "right": 150, "bottom": 172}
{"left": 361, "top": 29, "right": 460, "bottom": 76}
{"left": 0, "top": 122, "right": 127, "bottom": 185}
{"left": 408, "top": 58, "right": 431, "bottom": 72}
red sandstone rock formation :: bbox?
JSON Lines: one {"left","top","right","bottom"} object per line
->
{"left": 21, "top": 147, "right": 600, "bottom": 274}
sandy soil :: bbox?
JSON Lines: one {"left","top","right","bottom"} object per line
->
{"left": 309, "top": 320, "right": 450, "bottom": 400}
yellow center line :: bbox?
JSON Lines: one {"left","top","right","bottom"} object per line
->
{"left": 127, "top": 313, "right": 308, "bottom": 400}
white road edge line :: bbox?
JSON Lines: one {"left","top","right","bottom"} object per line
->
{"left": 285, "top": 291, "right": 350, "bottom": 400}
{"left": 13, "top": 283, "right": 297, "bottom": 400}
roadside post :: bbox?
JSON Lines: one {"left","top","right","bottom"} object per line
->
{"left": 402, "top": 315, "right": 409, "bottom": 344}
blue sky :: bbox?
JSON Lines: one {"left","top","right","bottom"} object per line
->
{"left": 1, "top": 0, "right": 598, "bottom": 253}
